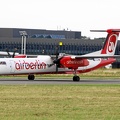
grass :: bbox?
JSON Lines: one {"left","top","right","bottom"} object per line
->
{"left": 0, "top": 84, "right": 120, "bottom": 120}
{"left": 79, "top": 68, "right": 120, "bottom": 79}
{"left": 0, "top": 68, "right": 119, "bottom": 119}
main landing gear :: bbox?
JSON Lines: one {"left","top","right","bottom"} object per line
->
{"left": 73, "top": 69, "right": 80, "bottom": 81}
{"left": 28, "top": 74, "right": 35, "bottom": 80}
{"left": 73, "top": 76, "right": 80, "bottom": 81}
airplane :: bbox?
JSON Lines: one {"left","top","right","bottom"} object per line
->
{"left": 0, "top": 29, "right": 120, "bottom": 81}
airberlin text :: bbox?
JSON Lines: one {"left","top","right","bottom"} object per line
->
{"left": 15, "top": 60, "right": 46, "bottom": 70}
{"left": 66, "top": 60, "right": 83, "bottom": 64}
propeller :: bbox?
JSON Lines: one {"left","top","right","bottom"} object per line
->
{"left": 6, "top": 48, "right": 18, "bottom": 58}
{"left": 12, "top": 48, "right": 17, "bottom": 58}
{"left": 54, "top": 52, "right": 59, "bottom": 73}
{"left": 50, "top": 46, "right": 62, "bottom": 73}
{"left": 50, "top": 46, "right": 65, "bottom": 73}
{"left": 6, "top": 49, "right": 11, "bottom": 58}
{"left": 53, "top": 53, "right": 66, "bottom": 73}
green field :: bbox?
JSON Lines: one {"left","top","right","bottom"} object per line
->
{"left": 0, "top": 84, "right": 120, "bottom": 120}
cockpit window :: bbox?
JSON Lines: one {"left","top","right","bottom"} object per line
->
{"left": 0, "top": 61, "right": 6, "bottom": 65}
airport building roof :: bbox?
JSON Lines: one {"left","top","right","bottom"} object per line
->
{"left": 0, "top": 28, "right": 81, "bottom": 39}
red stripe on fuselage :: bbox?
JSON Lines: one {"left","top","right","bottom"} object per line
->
{"left": 77, "top": 58, "right": 116, "bottom": 73}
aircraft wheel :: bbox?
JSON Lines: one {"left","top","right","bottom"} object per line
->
{"left": 31, "top": 75, "right": 35, "bottom": 80}
{"left": 28, "top": 75, "right": 35, "bottom": 80}
{"left": 73, "top": 76, "right": 80, "bottom": 81}
{"left": 28, "top": 75, "right": 30, "bottom": 80}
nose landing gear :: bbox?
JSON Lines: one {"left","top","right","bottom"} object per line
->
{"left": 28, "top": 74, "right": 35, "bottom": 80}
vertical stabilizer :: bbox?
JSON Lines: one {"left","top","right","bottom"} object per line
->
{"left": 91, "top": 29, "right": 120, "bottom": 55}
{"left": 101, "top": 29, "right": 120, "bottom": 55}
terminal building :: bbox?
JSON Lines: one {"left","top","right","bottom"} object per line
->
{"left": 0, "top": 28, "right": 120, "bottom": 68}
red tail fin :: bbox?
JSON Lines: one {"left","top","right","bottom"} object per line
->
{"left": 91, "top": 29, "right": 120, "bottom": 55}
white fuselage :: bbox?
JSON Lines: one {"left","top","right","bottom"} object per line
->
{"left": 0, "top": 55, "right": 115, "bottom": 75}
{"left": 0, "top": 55, "right": 54, "bottom": 74}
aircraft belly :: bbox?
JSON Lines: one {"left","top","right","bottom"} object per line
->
{"left": 13, "top": 66, "right": 68, "bottom": 74}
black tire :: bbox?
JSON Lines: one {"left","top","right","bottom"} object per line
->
{"left": 28, "top": 75, "right": 31, "bottom": 80}
{"left": 73, "top": 76, "right": 80, "bottom": 81}
{"left": 31, "top": 75, "right": 35, "bottom": 80}
{"left": 28, "top": 75, "right": 35, "bottom": 80}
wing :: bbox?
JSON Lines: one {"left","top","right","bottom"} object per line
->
{"left": 70, "top": 55, "right": 120, "bottom": 59}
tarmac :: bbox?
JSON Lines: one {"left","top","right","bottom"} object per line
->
{"left": 0, "top": 78, "right": 119, "bottom": 85}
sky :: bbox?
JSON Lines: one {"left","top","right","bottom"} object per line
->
{"left": 0, "top": 0, "right": 120, "bottom": 38}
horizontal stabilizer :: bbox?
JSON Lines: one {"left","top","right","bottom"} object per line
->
{"left": 90, "top": 30, "right": 106, "bottom": 32}
{"left": 90, "top": 29, "right": 120, "bottom": 33}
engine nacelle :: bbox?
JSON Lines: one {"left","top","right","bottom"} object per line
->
{"left": 59, "top": 56, "right": 89, "bottom": 69}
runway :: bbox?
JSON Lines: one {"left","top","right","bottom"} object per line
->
{"left": 0, "top": 78, "right": 119, "bottom": 85}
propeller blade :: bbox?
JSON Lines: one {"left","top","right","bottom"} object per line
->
{"left": 6, "top": 49, "right": 11, "bottom": 58}
{"left": 12, "top": 48, "right": 17, "bottom": 58}
{"left": 55, "top": 52, "right": 59, "bottom": 73}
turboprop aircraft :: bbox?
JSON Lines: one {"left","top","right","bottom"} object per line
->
{"left": 0, "top": 29, "right": 120, "bottom": 81}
